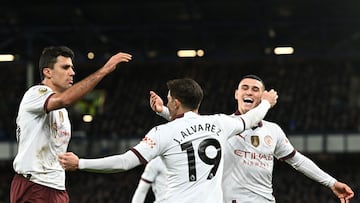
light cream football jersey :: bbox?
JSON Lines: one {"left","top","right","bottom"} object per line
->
{"left": 140, "top": 156, "right": 168, "bottom": 203}
{"left": 222, "top": 119, "right": 294, "bottom": 202}
{"left": 133, "top": 111, "right": 246, "bottom": 203}
{"left": 13, "top": 85, "right": 71, "bottom": 190}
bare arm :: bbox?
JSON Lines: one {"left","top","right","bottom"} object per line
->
{"left": 47, "top": 52, "right": 132, "bottom": 111}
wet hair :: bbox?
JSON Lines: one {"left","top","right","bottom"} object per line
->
{"left": 240, "top": 74, "right": 265, "bottom": 89}
{"left": 38, "top": 46, "right": 74, "bottom": 80}
{"left": 166, "top": 78, "right": 203, "bottom": 110}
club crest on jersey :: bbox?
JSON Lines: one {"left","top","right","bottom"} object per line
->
{"left": 251, "top": 135, "right": 260, "bottom": 147}
{"left": 38, "top": 87, "right": 48, "bottom": 95}
{"left": 264, "top": 135, "right": 273, "bottom": 146}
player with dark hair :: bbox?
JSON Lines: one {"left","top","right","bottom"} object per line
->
{"left": 10, "top": 46, "right": 132, "bottom": 203}
{"left": 149, "top": 74, "right": 354, "bottom": 203}
{"left": 58, "top": 78, "right": 278, "bottom": 203}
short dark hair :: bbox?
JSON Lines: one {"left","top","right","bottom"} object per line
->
{"left": 38, "top": 46, "right": 74, "bottom": 80}
{"left": 167, "top": 78, "right": 203, "bottom": 110}
{"left": 241, "top": 74, "right": 265, "bottom": 89}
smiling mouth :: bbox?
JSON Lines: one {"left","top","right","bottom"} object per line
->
{"left": 243, "top": 98, "right": 253, "bottom": 104}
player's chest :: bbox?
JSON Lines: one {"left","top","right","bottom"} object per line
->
{"left": 235, "top": 129, "right": 277, "bottom": 153}
{"left": 49, "top": 109, "right": 71, "bottom": 132}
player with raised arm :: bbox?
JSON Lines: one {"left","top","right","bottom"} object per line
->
{"left": 149, "top": 75, "right": 354, "bottom": 203}
{"left": 59, "top": 78, "right": 278, "bottom": 203}
{"left": 10, "top": 46, "right": 131, "bottom": 203}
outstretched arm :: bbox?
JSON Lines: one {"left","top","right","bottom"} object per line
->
{"left": 285, "top": 152, "right": 354, "bottom": 202}
{"left": 58, "top": 150, "right": 141, "bottom": 173}
{"left": 47, "top": 52, "right": 132, "bottom": 111}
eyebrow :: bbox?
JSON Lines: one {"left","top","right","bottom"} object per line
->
{"left": 61, "top": 64, "right": 74, "bottom": 69}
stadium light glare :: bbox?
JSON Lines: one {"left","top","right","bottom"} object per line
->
{"left": 177, "top": 49, "right": 205, "bottom": 57}
{"left": 83, "top": 114, "right": 93, "bottom": 122}
{"left": 197, "top": 49, "right": 205, "bottom": 57}
{"left": 0, "top": 54, "right": 15, "bottom": 62}
{"left": 274, "top": 47, "right": 294, "bottom": 55}
{"left": 177, "top": 50, "right": 197, "bottom": 57}
{"left": 87, "top": 52, "right": 95, "bottom": 60}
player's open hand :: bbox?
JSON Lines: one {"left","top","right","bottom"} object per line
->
{"left": 150, "top": 91, "right": 164, "bottom": 113}
{"left": 58, "top": 152, "right": 80, "bottom": 171}
{"left": 261, "top": 89, "right": 278, "bottom": 107}
{"left": 102, "top": 52, "right": 132, "bottom": 74}
{"left": 331, "top": 181, "right": 354, "bottom": 203}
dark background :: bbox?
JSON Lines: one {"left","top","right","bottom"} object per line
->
{"left": 1, "top": 1, "right": 360, "bottom": 202}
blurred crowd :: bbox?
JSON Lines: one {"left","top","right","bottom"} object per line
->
{"left": 2, "top": 58, "right": 360, "bottom": 140}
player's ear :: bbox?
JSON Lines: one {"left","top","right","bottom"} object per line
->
{"left": 234, "top": 89, "right": 239, "bottom": 100}
{"left": 174, "top": 99, "right": 181, "bottom": 110}
{"left": 43, "top": 67, "right": 51, "bottom": 79}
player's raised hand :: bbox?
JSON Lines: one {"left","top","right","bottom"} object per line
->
{"left": 101, "top": 52, "right": 132, "bottom": 74}
{"left": 58, "top": 152, "right": 80, "bottom": 171}
{"left": 150, "top": 91, "right": 164, "bottom": 113}
{"left": 331, "top": 181, "right": 354, "bottom": 203}
{"left": 261, "top": 89, "right": 278, "bottom": 107}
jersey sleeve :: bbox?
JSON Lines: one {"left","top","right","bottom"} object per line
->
{"left": 21, "top": 85, "right": 54, "bottom": 113}
{"left": 273, "top": 124, "right": 295, "bottom": 160}
{"left": 141, "top": 157, "right": 162, "bottom": 182}
{"left": 78, "top": 150, "right": 141, "bottom": 172}
{"left": 216, "top": 114, "right": 246, "bottom": 140}
{"left": 133, "top": 125, "right": 170, "bottom": 162}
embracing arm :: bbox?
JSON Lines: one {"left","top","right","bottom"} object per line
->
{"left": 285, "top": 152, "right": 354, "bottom": 201}
{"left": 59, "top": 150, "right": 141, "bottom": 173}
{"left": 240, "top": 89, "right": 278, "bottom": 129}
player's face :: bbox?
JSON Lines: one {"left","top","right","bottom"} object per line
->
{"left": 166, "top": 91, "right": 177, "bottom": 120}
{"left": 235, "top": 78, "right": 264, "bottom": 114}
{"left": 47, "top": 56, "right": 75, "bottom": 92}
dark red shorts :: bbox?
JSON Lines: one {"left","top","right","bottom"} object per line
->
{"left": 10, "top": 174, "right": 69, "bottom": 203}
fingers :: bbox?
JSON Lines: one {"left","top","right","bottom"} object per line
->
{"left": 58, "top": 152, "right": 77, "bottom": 170}
{"left": 262, "top": 89, "right": 278, "bottom": 107}
{"left": 149, "top": 91, "right": 157, "bottom": 110}
{"left": 115, "top": 52, "right": 132, "bottom": 62}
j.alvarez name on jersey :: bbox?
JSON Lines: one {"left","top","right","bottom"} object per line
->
{"left": 173, "top": 122, "right": 222, "bottom": 144}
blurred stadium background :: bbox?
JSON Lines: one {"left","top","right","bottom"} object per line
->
{"left": 1, "top": 0, "right": 360, "bottom": 202}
